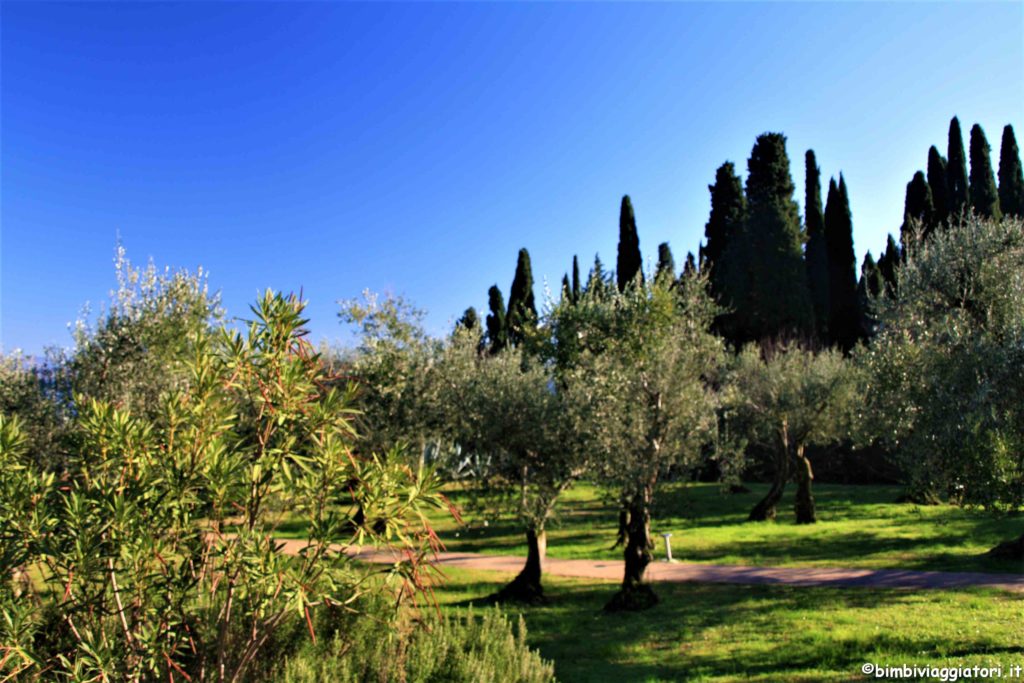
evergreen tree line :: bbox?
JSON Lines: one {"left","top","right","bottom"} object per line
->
{"left": 467, "top": 117, "right": 1023, "bottom": 356}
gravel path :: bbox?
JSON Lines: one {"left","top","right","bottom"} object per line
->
{"left": 271, "top": 539, "right": 1024, "bottom": 593}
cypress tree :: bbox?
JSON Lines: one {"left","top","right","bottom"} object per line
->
{"left": 722, "top": 133, "right": 813, "bottom": 343}
{"left": 926, "top": 146, "right": 949, "bottom": 234}
{"left": 703, "top": 161, "right": 747, "bottom": 296}
{"left": 804, "top": 150, "right": 830, "bottom": 342}
{"left": 571, "top": 255, "right": 582, "bottom": 303}
{"left": 947, "top": 116, "right": 970, "bottom": 219}
{"left": 655, "top": 242, "right": 676, "bottom": 284}
{"left": 876, "top": 234, "right": 900, "bottom": 297}
{"left": 456, "top": 306, "right": 479, "bottom": 332}
{"left": 901, "top": 171, "right": 934, "bottom": 252}
{"left": 683, "top": 251, "right": 697, "bottom": 277}
{"left": 561, "top": 274, "right": 572, "bottom": 302}
{"left": 587, "top": 254, "right": 609, "bottom": 299}
{"left": 969, "top": 124, "right": 1001, "bottom": 219}
{"left": 998, "top": 124, "right": 1024, "bottom": 218}
{"left": 857, "top": 253, "right": 883, "bottom": 339}
{"left": 485, "top": 285, "right": 508, "bottom": 354}
{"left": 824, "top": 175, "right": 860, "bottom": 352}
{"left": 506, "top": 248, "right": 537, "bottom": 347}
{"left": 616, "top": 195, "right": 644, "bottom": 291}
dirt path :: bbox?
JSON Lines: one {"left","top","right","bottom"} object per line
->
{"left": 272, "top": 539, "right": 1024, "bottom": 593}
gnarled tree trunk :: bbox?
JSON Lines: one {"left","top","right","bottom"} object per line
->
{"left": 605, "top": 490, "right": 658, "bottom": 611}
{"left": 749, "top": 421, "right": 791, "bottom": 522}
{"left": 490, "top": 526, "right": 548, "bottom": 604}
{"left": 749, "top": 452, "right": 789, "bottom": 521}
{"left": 793, "top": 444, "right": 816, "bottom": 524}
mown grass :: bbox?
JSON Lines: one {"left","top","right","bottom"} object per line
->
{"left": 277, "top": 482, "right": 1024, "bottom": 574}
{"left": 431, "top": 566, "right": 1024, "bottom": 682}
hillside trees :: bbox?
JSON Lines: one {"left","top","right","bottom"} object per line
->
{"left": 719, "top": 133, "right": 814, "bottom": 344}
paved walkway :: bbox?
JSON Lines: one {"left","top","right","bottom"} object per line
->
{"left": 272, "top": 539, "right": 1024, "bottom": 593}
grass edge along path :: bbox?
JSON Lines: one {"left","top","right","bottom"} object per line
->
{"left": 270, "top": 539, "right": 1024, "bottom": 593}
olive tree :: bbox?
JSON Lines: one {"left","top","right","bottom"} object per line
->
{"left": 434, "top": 330, "right": 590, "bottom": 604}
{"left": 860, "top": 215, "right": 1024, "bottom": 557}
{"left": 66, "top": 245, "right": 221, "bottom": 420}
{"left": 336, "top": 291, "right": 444, "bottom": 463}
{"left": 724, "top": 345, "right": 861, "bottom": 524}
{"left": 562, "top": 275, "right": 723, "bottom": 610}
{"left": 2, "top": 291, "right": 445, "bottom": 682}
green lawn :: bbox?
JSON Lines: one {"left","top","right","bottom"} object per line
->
{"left": 411, "top": 482, "right": 1023, "bottom": 574}
{"left": 274, "top": 482, "right": 1024, "bottom": 573}
{"left": 433, "top": 567, "right": 1024, "bottom": 682}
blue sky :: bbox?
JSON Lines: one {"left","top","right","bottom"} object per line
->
{"left": 2, "top": 2, "right": 1022, "bottom": 354}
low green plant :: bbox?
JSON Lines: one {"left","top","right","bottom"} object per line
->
{"left": 279, "top": 599, "right": 555, "bottom": 683}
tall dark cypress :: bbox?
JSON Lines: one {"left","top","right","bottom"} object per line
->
{"left": 702, "top": 161, "right": 747, "bottom": 293}
{"left": 901, "top": 171, "right": 935, "bottom": 251}
{"left": 804, "top": 150, "right": 829, "bottom": 341}
{"left": 857, "top": 253, "right": 884, "bottom": 340}
{"left": 485, "top": 285, "right": 508, "bottom": 354}
{"left": 616, "top": 195, "right": 643, "bottom": 291}
{"left": 926, "top": 146, "right": 949, "bottom": 233}
{"left": 969, "top": 124, "right": 1001, "bottom": 219}
{"left": 998, "top": 124, "right": 1024, "bottom": 218}
{"left": 682, "top": 251, "right": 697, "bottom": 277}
{"left": 456, "top": 306, "right": 479, "bottom": 332}
{"left": 655, "top": 242, "right": 676, "bottom": 284}
{"left": 560, "top": 274, "right": 572, "bottom": 303}
{"left": 721, "top": 133, "right": 813, "bottom": 343}
{"left": 876, "top": 234, "right": 900, "bottom": 297}
{"left": 824, "top": 175, "right": 860, "bottom": 352}
{"left": 506, "top": 248, "right": 537, "bottom": 347}
{"left": 571, "top": 255, "right": 582, "bottom": 303}
{"left": 947, "top": 117, "right": 970, "bottom": 219}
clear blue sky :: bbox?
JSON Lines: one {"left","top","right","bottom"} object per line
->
{"left": 3, "top": 2, "right": 1022, "bottom": 354}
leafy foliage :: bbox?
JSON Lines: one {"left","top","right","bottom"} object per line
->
{"left": 860, "top": 216, "right": 1024, "bottom": 510}
{"left": 3, "top": 291, "right": 446, "bottom": 682}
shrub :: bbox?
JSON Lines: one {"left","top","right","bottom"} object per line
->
{"left": 2, "top": 291, "right": 447, "bottom": 682}
{"left": 279, "top": 600, "right": 556, "bottom": 683}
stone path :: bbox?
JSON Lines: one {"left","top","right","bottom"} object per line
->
{"left": 271, "top": 539, "right": 1024, "bottom": 593}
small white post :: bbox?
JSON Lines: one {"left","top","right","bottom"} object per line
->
{"left": 661, "top": 532, "right": 674, "bottom": 562}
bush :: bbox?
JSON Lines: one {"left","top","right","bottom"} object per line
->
{"left": 1, "top": 291, "right": 447, "bottom": 682}
{"left": 279, "top": 600, "right": 555, "bottom": 683}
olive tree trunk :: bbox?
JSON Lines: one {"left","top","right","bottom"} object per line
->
{"left": 749, "top": 452, "right": 789, "bottom": 521}
{"left": 793, "top": 444, "right": 816, "bottom": 524}
{"left": 490, "top": 526, "right": 548, "bottom": 604}
{"left": 605, "top": 489, "right": 659, "bottom": 611}
{"left": 749, "top": 421, "right": 792, "bottom": 522}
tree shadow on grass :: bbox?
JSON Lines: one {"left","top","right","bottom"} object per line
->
{"left": 435, "top": 575, "right": 1024, "bottom": 682}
